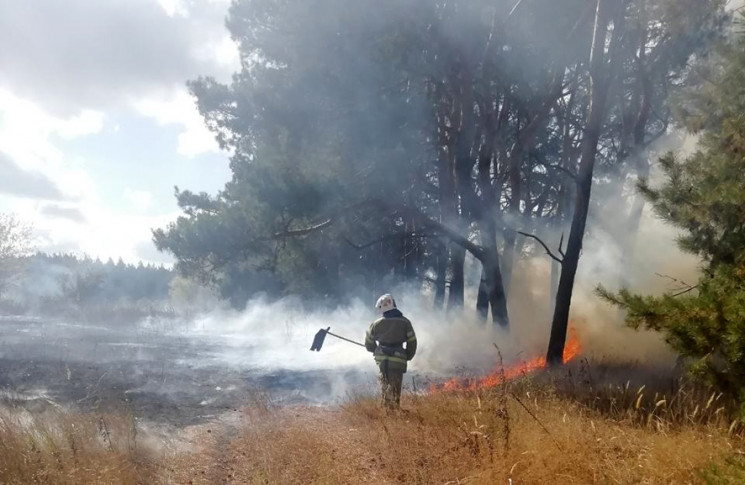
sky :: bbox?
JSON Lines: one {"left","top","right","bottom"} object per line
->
{"left": 0, "top": 0, "right": 239, "bottom": 265}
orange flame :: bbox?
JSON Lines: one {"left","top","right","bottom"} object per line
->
{"left": 430, "top": 327, "right": 582, "bottom": 393}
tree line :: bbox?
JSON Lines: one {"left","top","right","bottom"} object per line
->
{"left": 2, "top": 253, "right": 172, "bottom": 316}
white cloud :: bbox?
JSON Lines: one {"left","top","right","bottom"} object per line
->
{"left": 155, "top": 0, "right": 189, "bottom": 17}
{"left": 135, "top": 89, "right": 220, "bottom": 157}
{"left": 56, "top": 110, "right": 105, "bottom": 140}
{"left": 195, "top": 33, "right": 240, "bottom": 70}
{"left": 0, "top": 90, "right": 101, "bottom": 205}
{"left": 124, "top": 188, "right": 155, "bottom": 212}
{"left": 0, "top": 89, "right": 104, "bottom": 172}
{"left": 215, "top": 35, "right": 240, "bottom": 67}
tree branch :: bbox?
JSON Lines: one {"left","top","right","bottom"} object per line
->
{"left": 371, "top": 198, "right": 486, "bottom": 261}
{"left": 273, "top": 219, "right": 333, "bottom": 238}
{"left": 671, "top": 285, "right": 699, "bottom": 297}
{"left": 517, "top": 231, "right": 564, "bottom": 264}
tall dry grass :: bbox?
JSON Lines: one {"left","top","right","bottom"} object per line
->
{"left": 2, "top": 361, "right": 745, "bottom": 484}
{"left": 168, "top": 364, "right": 745, "bottom": 485}
{"left": 0, "top": 405, "right": 156, "bottom": 485}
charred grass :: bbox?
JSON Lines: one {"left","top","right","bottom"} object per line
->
{"left": 3, "top": 362, "right": 745, "bottom": 484}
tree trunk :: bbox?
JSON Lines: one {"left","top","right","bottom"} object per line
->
{"left": 501, "top": 230, "right": 517, "bottom": 297}
{"left": 484, "top": 242, "right": 509, "bottom": 327}
{"left": 434, "top": 241, "right": 448, "bottom": 309}
{"left": 488, "top": 261, "right": 508, "bottom": 326}
{"left": 550, "top": 258, "right": 560, "bottom": 313}
{"left": 550, "top": 73, "right": 579, "bottom": 314}
{"left": 477, "top": 110, "right": 509, "bottom": 328}
{"left": 477, "top": 224, "right": 509, "bottom": 327}
{"left": 477, "top": 266, "right": 489, "bottom": 320}
{"left": 547, "top": 0, "right": 622, "bottom": 366}
{"left": 448, "top": 245, "right": 466, "bottom": 310}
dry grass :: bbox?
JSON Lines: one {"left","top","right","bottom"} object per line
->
{"left": 168, "top": 367, "right": 745, "bottom": 485}
{"left": 3, "top": 363, "right": 745, "bottom": 484}
{"left": 0, "top": 405, "right": 156, "bottom": 485}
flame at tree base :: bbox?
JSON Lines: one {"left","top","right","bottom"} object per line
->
{"left": 430, "top": 327, "right": 582, "bottom": 393}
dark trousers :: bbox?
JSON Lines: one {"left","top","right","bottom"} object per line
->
{"left": 379, "top": 361, "right": 404, "bottom": 408}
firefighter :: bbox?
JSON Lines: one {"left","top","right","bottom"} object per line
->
{"left": 365, "top": 294, "right": 417, "bottom": 408}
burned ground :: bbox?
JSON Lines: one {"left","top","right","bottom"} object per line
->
{"left": 0, "top": 317, "right": 375, "bottom": 427}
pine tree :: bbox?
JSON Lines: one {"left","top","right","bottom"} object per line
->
{"left": 599, "top": 26, "right": 745, "bottom": 409}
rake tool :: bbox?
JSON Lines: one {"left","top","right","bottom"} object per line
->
{"left": 310, "top": 326, "right": 365, "bottom": 351}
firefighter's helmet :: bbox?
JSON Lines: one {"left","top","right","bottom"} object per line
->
{"left": 375, "top": 294, "right": 396, "bottom": 314}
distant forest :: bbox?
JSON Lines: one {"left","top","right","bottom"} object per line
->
{"left": 0, "top": 253, "right": 173, "bottom": 321}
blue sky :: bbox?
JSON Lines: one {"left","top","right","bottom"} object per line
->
{"left": 0, "top": 0, "right": 237, "bottom": 264}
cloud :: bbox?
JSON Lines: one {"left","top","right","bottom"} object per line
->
{"left": 135, "top": 89, "right": 220, "bottom": 157}
{"left": 124, "top": 188, "right": 155, "bottom": 211}
{"left": 56, "top": 110, "right": 105, "bottom": 140}
{"left": 0, "top": 90, "right": 104, "bottom": 171}
{"left": 0, "top": 0, "right": 237, "bottom": 115}
{"left": 0, "top": 152, "right": 66, "bottom": 200}
{"left": 0, "top": 1, "right": 236, "bottom": 158}
{"left": 39, "top": 204, "right": 87, "bottom": 223}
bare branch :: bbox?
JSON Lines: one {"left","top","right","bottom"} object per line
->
{"left": 517, "top": 231, "right": 564, "bottom": 264}
{"left": 371, "top": 199, "right": 486, "bottom": 261}
{"left": 671, "top": 285, "right": 699, "bottom": 297}
{"left": 654, "top": 272, "right": 692, "bottom": 288}
{"left": 273, "top": 219, "right": 333, "bottom": 239}
{"left": 507, "top": 0, "right": 527, "bottom": 17}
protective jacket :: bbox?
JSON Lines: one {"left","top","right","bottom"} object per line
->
{"left": 365, "top": 309, "right": 417, "bottom": 372}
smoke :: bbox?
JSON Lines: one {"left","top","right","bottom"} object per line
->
{"left": 170, "top": 291, "right": 503, "bottom": 375}
{"left": 171, "top": 127, "right": 704, "bottom": 380}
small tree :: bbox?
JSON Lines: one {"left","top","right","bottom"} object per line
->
{"left": 0, "top": 213, "right": 33, "bottom": 296}
{"left": 598, "top": 29, "right": 745, "bottom": 409}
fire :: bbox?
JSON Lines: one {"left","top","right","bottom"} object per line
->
{"left": 430, "top": 327, "right": 582, "bottom": 393}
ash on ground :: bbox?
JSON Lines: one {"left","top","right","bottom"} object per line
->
{"left": 0, "top": 317, "right": 385, "bottom": 426}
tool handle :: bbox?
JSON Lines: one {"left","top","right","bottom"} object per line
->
{"left": 326, "top": 330, "right": 366, "bottom": 347}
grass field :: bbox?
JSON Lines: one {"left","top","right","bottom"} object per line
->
{"left": 2, "top": 362, "right": 745, "bottom": 484}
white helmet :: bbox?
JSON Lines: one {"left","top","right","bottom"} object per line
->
{"left": 375, "top": 293, "right": 397, "bottom": 314}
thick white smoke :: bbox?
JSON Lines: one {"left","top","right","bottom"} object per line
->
{"left": 169, "top": 291, "right": 514, "bottom": 376}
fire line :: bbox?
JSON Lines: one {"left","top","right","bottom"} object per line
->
{"left": 430, "top": 327, "right": 582, "bottom": 393}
